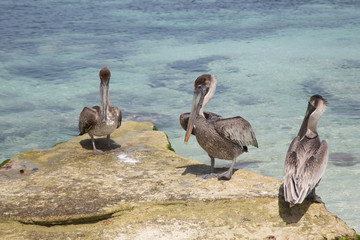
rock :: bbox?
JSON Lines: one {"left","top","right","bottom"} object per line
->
{"left": 0, "top": 121, "right": 356, "bottom": 240}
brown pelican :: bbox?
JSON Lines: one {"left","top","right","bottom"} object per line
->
{"left": 283, "top": 94, "right": 329, "bottom": 207}
{"left": 79, "top": 66, "right": 122, "bottom": 154}
{"left": 180, "top": 74, "right": 258, "bottom": 180}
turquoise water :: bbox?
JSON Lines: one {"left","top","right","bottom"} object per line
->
{"left": 1, "top": 0, "right": 359, "bottom": 232}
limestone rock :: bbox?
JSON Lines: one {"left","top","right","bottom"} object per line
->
{"left": 0, "top": 121, "right": 356, "bottom": 240}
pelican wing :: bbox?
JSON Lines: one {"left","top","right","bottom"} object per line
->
{"left": 180, "top": 112, "right": 222, "bottom": 133}
{"left": 179, "top": 112, "right": 191, "bottom": 132}
{"left": 296, "top": 140, "right": 328, "bottom": 203}
{"left": 283, "top": 136, "right": 301, "bottom": 204}
{"left": 204, "top": 111, "right": 222, "bottom": 123}
{"left": 283, "top": 138, "right": 328, "bottom": 206}
{"left": 112, "top": 106, "right": 122, "bottom": 128}
{"left": 214, "top": 116, "right": 258, "bottom": 148}
{"left": 79, "top": 106, "right": 99, "bottom": 135}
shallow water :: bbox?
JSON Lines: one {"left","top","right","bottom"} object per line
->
{"left": 1, "top": 0, "right": 359, "bottom": 232}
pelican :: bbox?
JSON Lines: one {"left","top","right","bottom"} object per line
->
{"left": 283, "top": 94, "right": 329, "bottom": 207}
{"left": 79, "top": 66, "right": 122, "bottom": 154}
{"left": 180, "top": 74, "right": 258, "bottom": 180}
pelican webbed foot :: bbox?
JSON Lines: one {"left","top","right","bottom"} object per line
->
{"left": 93, "top": 149, "right": 105, "bottom": 155}
{"left": 217, "top": 158, "right": 237, "bottom": 180}
{"left": 217, "top": 169, "right": 233, "bottom": 180}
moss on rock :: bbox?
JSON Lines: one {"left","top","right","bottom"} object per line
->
{"left": 0, "top": 159, "right": 10, "bottom": 167}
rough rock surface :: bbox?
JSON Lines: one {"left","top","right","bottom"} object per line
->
{"left": 0, "top": 121, "right": 356, "bottom": 240}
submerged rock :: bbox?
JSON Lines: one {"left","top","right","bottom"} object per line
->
{"left": 0, "top": 121, "right": 356, "bottom": 239}
{"left": 329, "top": 152, "right": 360, "bottom": 167}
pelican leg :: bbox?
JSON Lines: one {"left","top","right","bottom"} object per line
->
{"left": 108, "top": 134, "right": 122, "bottom": 152}
{"left": 218, "top": 158, "right": 237, "bottom": 180}
{"left": 107, "top": 134, "right": 111, "bottom": 148}
{"left": 89, "top": 133, "right": 104, "bottom": 154}
{"left": 307, "top": 188, "right": 324, "bottom": 204}
{"left": 198, "top": 157, "right": 217, "bottom": 179}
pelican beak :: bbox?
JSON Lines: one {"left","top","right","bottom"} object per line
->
{"left": 297, "top": 102, "right": 316, "bottom": 139}
{"left": 184, "top": 86, "right": 207, "bottom": 143}
{"left": 101, "top": 81, "right": 109, "bottom": 122}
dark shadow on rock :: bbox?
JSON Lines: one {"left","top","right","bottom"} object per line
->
{"left": 80, "top": 138, "right": 121, "bottom": 151}
{"left": 278, "top": 183, "right": 312, "bottom": 224}
{"left": 178, "top": 164, "right": 239, "bottom": 177}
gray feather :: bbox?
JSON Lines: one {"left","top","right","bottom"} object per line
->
{"left": 214, "top": 116, "right": 258, "bottom": 148}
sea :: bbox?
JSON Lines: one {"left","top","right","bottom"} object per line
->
{"left": 0, "top": 0, "right": 359, "bottom": 233}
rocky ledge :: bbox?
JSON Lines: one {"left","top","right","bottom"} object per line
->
{"left": 0, "top": 121, "right": 356, "bottom": 240}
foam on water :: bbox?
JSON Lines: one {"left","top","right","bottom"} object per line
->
{"left": 0, "top": 0, "right": 359, "bottom": 232}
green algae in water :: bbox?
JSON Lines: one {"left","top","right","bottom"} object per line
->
{"left": 53, "top": 142, "right": 65, "bottom": 147}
